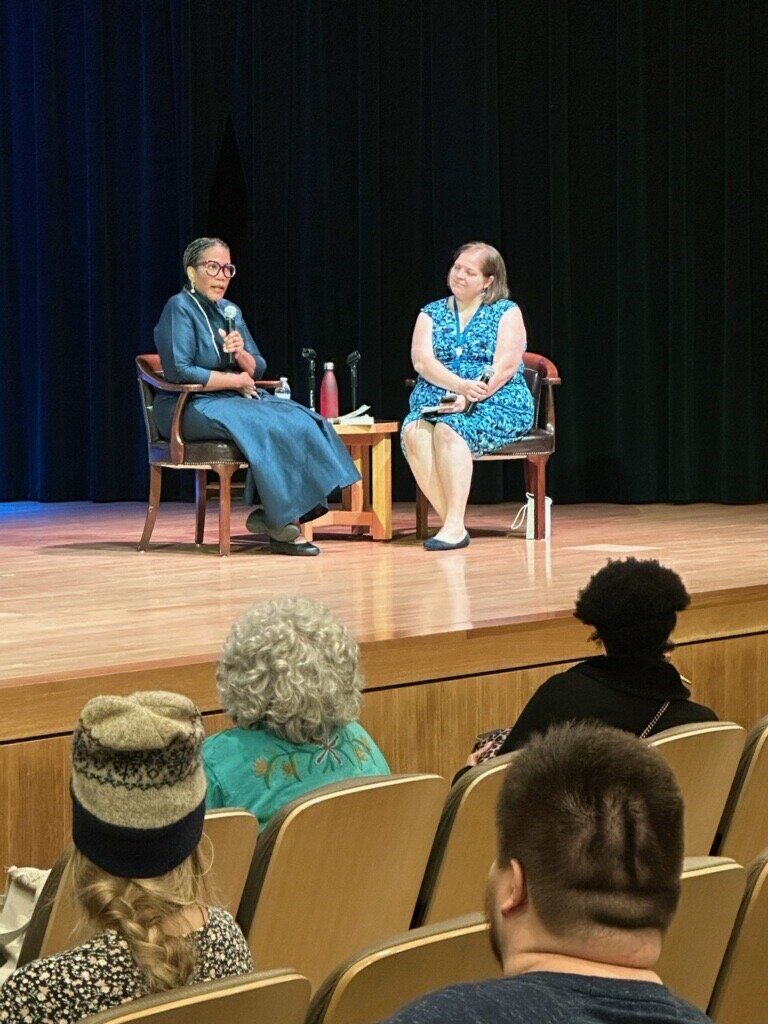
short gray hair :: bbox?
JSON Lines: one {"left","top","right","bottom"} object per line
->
{"left": 182, "top": 237, "right": 228, "bottom": 279}
{"left": 216, "top": 598, "right": 364, "bottom": 744}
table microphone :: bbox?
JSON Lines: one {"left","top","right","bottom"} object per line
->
{"left": 302, "top": 347, "right": 317, "bottom": 410}
{"left": 223, "top": 304, "right": 238, "bottom": 366}
{"left": 464, "top": 365, "right": 493, "bottom": 416}
{"left": 346, "top": 350, "right": 361, "bottom": 410}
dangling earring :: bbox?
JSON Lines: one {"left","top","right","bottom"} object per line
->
{"left": 188, "top": 275, "right": 195, "bottom": 293}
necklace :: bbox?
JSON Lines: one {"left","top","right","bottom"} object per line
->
{"left": 187, "top": 290, "right": 222, "bottom": 361}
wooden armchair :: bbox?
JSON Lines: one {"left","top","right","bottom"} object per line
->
{"left": 413, "top": 352, "right": 561, "bottom": 540}
{"left": 135, "top": 354, "right": 277, "bottom": 556}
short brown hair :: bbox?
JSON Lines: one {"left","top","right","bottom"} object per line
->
{"left": 449, "top": 241, "right": 510, "bottom": 304}
{"left": 496, "top": 723, "right": 683, "bottom": 936}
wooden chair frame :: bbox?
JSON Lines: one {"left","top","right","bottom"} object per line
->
{"left": 413, "top": 352, "right": 561, "bottom": 541}
{"left": 136, "top": 354, "right": 278, "bottom": 556}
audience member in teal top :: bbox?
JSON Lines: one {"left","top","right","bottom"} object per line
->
{"left": 203, "top": 598, "right": 389, "bottom": 828}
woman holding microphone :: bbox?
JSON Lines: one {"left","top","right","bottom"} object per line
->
{"left": 402, "top": 242, "right": 534, "bottom": 550}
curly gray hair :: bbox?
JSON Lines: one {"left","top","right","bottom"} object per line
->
{"left": 216, "top": 598, "right": 364, "bottom": 744}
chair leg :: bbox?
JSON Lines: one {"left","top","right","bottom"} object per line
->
{"left": 215, "top": 465, "right": 238, "bottom": 557}
{"left": 195, "top": 470, "right": 207, "bottom": 546}
{"left": 524, "top": 456, "right": 549, "bottom": 540}
{"left": 138, "top": 465, "right": 163, "bottom": 551}
{"left": 415, "top": 486, "right": 430, "bottom": 540}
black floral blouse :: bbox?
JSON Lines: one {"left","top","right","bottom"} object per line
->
{"left": 0, "top": 907, "right": 253, "bottom": 1023}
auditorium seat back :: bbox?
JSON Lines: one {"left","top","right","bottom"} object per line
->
{"left": 414, "top": 754, "right": 516, "bottom": 926}
{"left": 201, "top": 807, "right": 258, "bottom": 916}
{"left": 715, "top": 714, "right": 768, "bottom": 866}
{"left": 18, "top": 810, "right": 259, "bottom": 964}
{"left": 82, "top": 970, "right": 310, "bottom": 1023}
{"left": 647, "top": 721, "right": 745, "bottom": 854}
{"left": 655, "top": 856, "right": 745, "bottom": 1010}
{"left": 306, "top": 913, "right": 500, "bottom": 1024}
{"left": 18, "top": 847, "right": 82, "bottom": 965}
{"left": 708, "top": 853, "right": 768, "bottom": 1024}
{"left": 236, "top": 773, "right": 448, "bottom": 990}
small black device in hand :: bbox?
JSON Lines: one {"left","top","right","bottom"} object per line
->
{"left": 464, "top": 366, "right": 493, "bottom": 415}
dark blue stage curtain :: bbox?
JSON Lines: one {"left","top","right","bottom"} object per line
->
{"left": 2, "top": 0, "right": 767, "bottom": 504}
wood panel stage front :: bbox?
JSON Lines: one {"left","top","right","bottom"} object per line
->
{"left": 2, "top": 499, "right": 768, "bottom": 867}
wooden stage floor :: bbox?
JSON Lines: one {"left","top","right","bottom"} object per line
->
{"left": 3, "top": 498, "right": 768, "bottom": 866}
{"left": 3, "top": 498, "right": 768, "bottom": 688}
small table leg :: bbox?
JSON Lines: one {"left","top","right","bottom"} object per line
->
{"left": 371, "top": 436, "right": 392, "bottom": 540}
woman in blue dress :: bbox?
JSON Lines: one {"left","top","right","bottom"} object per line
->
{"left": 402, "top": 242, "right": 535, "bottom": 550}
{"left": 154, "top": 238, "right": 360, "bottom": 556}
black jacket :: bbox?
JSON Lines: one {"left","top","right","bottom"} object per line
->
{"left": 496, "top": 654, "right": 718, "bottom": 756}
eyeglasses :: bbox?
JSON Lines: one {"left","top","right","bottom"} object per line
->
{"left": 195, "top": 260, "right": 237, "bottom": 279}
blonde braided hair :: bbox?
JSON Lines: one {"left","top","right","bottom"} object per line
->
{"left": 71, "top": 845, "right": 213, "bottom": 993}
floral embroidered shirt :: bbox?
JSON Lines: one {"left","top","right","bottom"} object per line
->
{"left": 202, "top": 722, "right": 390, "bottom": 827}
{"left": 0, "top": 907, "right": 252, "bottom": 1024}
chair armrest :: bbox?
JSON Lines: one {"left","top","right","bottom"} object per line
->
{"left": 136, "top": 354, "right": 206, "bottom": 394}
{"left": 255, "top": 380, "right": 280, "bottom": 390}
{"left": 523, "top": 352, "right": 561, "bottom": 385}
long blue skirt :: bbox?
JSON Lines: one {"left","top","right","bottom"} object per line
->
{"left": 154, "top": 392, "right": 360, "bottom": 527}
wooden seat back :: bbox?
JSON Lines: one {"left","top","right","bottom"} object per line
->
{"left": 81, "top": 970, "right": 310, "bottom": 1023}
{"left": 202, "top": 808, "right": 259, "bottom": 916}
{"left": 19, "top": 809, "right": 259, "bottom": 964}
{"left": 237, "top": 774, "right": 448, "bottom": 990}
{"left": 306, "top": 913, "right": 500, "bottom": 1024}
{"left": 656, "top": 856, "right": 745, "bottom": 1010}
{"left": 415, "top": 754, "right": 515, "bottom": 926}
{"left": 716, "top": 715, "right": 768, "bottom": 866}
{"left": 17, "top": 848, "right": 82, "bottom": 965}
{"left": 708, "top": 853, "right": 768, "bottom": 1024}
{"left": 647, "top": 722, "right": 745, "bottom": 854}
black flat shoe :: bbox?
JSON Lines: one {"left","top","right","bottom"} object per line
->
{"left": 246, "top": 510, "right": 301, "bottom": 542}
{"left": 423, "top": 532, "right": 470, "bottom": 551}
{"left": 269, "top": 538, "right": 320, "bottom": 556}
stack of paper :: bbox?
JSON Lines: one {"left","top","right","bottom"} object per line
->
{"left": 331, "top": 405, "right": 375, "bottom": 426}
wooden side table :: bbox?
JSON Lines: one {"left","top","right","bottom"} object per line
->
{"left": 302, "top": 421, "right": 399, "bottom": 542}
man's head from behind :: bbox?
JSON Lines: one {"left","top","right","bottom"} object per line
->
{"left": 487, "top": 723, "right": 683, "bottom": 972}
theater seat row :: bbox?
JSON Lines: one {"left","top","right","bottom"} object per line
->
{"left": 20, "top": 718, "right": 768, "bottom": 1021}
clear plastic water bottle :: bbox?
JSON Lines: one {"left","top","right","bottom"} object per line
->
{"left": 274, "top": 376, "right": 291, "bottom": 401}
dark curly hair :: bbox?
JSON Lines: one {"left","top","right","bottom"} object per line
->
{"left": 574, "top": 558, "right": 690, "bottom": 656}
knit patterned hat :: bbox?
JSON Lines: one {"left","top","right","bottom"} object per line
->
{"left": 71, "top": 691, "right": 207, "bottom": 879}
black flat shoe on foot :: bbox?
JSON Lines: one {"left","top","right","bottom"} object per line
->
{"left": 423, "top": 533, "right": 470, "bottom": 551}
{"left": 269, "top": 538, "right": 320, "bottom": 556}
{"left": 246, "top": 510, "right": 301, "bottom": 542}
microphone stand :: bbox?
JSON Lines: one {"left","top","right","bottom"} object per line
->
{"left": 346, "top": 350, "right": 361, "bottom": 411}
{"left": 301, "top": 348, "right": 317, "bottom": 410}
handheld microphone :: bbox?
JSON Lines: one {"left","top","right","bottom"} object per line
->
{"left": 464, "top": 365, "right": 493, "bottom": 416}
{"left": 346, "top": 350, "right": 361, "bottom": 410}
{"left": 223, "top": 304, "right": 238, "bottom": 366}
{"left": 302, "top": 347, "right": 317, "bottom": 410}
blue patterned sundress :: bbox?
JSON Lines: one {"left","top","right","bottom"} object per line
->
{"left": 402, "top": 297, "right": 534, "bottom": 456}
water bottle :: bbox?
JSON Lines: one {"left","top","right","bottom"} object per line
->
{"left": 319, "top": 362, "right": 339, "bottom": 418}
{"left": 274, "top": 377, "right": 291, "bottom": 401}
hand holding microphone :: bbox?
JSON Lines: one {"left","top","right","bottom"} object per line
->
{"left": 218, "top": 304, "right": 241, "bottom": 366}
{"left": 463, "top": 365, "right": 493, "bottom": 415}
